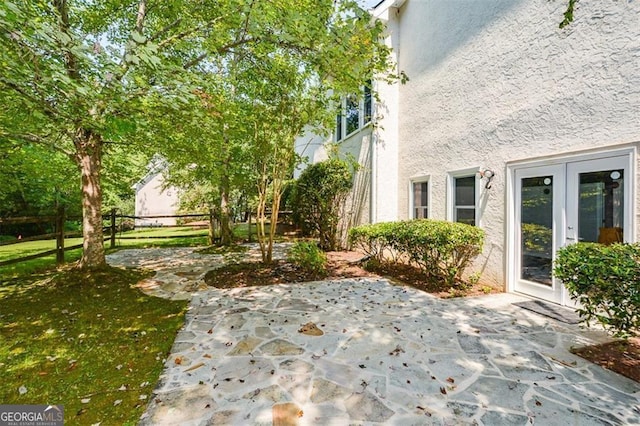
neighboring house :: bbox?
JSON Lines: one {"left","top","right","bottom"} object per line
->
{"left": 132, "top": 156, "right": 180, "bottom": 227}
{"left": 294, "top": 0, "right": 640, "bottom": 306}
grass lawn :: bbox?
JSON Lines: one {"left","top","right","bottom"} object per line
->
{"left": 0, "top": 267, "right": 187, "bottom": 425}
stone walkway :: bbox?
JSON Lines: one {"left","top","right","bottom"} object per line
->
{"left": 107, "top": 245, "right": 640, "bottom": 425}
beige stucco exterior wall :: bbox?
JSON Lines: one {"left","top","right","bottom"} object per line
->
{"left": 134, "top": 172, "right": 179, "bottom": 227}
{"left": 390, "top": 0, "right": 640, "bottom": 286}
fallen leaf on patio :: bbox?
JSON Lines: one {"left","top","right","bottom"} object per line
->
{"left": 535, "top": 400, "right": 542, "bottom": 406}
{"left": 174, "top": 356, "right": 183, "bottom": 365}
{"left": 440, "top": 387, "right": 447, "bottom": 395}
{"left": 298, "top": 410, "right": 304, "bottom": 418}
{"left": 18, "top": 385, "right": 27, "bottom": 395}
{"left": 203, "top": 354, "right": 212, "bottom": 359}
{"left": 298, "top": 322, "right": 323, "bottom": 336}
{"left": 184, "top": 362, "right": 205, "bottom": 372}
{"left": 446, "top": 377, "right": 455, "bottom": 383}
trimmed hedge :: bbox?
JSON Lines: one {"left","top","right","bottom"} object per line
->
{"left": 349, "top": 219, "right": 484, "bottom": 287}
{"left": 554, "top": 242, "right": 640, "bottom": 337}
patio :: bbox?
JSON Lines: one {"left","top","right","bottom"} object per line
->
{"left": 107, "top": 246, "right": 640, "bottom": 425}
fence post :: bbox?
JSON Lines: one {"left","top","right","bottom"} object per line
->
{"left": 208, "top": 208, "right": 215, "bottom": 246}
{"left": 110, "top": 208, "right": 117, "bottom": 249}
{"left": 56, "top": 206, "right": 65, "bottom": 265}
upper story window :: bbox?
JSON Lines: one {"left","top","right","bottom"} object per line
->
{"left": 335, "top": 80, "right": 373, "bottom": 141}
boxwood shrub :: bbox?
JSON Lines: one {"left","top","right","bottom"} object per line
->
{"left": 349, "top": 219, "right": 484, "bottom": 287}
{"left": 554, "top": 242, "right": 640, "bottom": 337}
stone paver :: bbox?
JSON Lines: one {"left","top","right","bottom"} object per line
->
{"left": 107, "top": 246, "right": 640, "bottom": 425}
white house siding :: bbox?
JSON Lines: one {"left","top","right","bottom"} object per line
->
{"left": 294, "top": 128, "right": 373, "bottom": 228}
{"left": 134, "top": 172, "right": 179, "bottom": 227}
{"left": 391, "top": 0, "right": 640, "bottom": 286}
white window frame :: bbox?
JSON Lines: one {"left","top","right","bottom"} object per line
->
{"left": 447, "top": 167, "right": 481, "bottom": 226}
{"left": 335, "top": 81, "right": 374, "bottom": 142}
{"left": 409, "top": 176, "right": 430, "bottom": 219}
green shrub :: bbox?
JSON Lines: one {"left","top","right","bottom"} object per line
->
{"left": 288, "top": 241, "right": 327, "bottom": 276}
{"left": 293, "top": 159, "right": 353, "bottom": 251}
{"left": 349, "top": 219, "right": 484, "bottom": 287}
{"left": 554, "top": 242, "right": 640, "bottom": 338}
{"left": 347, "top": 222, "right": 397, "bottom": 261}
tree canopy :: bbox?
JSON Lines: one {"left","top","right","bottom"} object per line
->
{"left": 0, "top": 0, "right": 394, "bottom": 268}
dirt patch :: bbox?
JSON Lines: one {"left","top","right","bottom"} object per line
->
{"left": 364, "top": 260, "right": 502, "bottom": 298}
{"left": 571, "top": 337, "right": 640, "bottom": 383}
{"left": 204, "top": 251, "right": 375, "bottom": 289}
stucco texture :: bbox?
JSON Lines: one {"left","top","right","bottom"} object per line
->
{"left": 391, "top": 0, "right": 640, "bottom": 286}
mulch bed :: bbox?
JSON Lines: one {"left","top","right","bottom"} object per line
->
{"left": 571, "top": 337, "right": 640, "bottom": 383}
{"left": 203, "top": 248, "right": 638, "bottom": 383}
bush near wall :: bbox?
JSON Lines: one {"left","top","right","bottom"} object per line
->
{"left": 292, "top": 159, "right": 353, "bottom": 251}
{"left": 349, "top": 219, "right": 484, "bottom": 287}
{"left": 554, "top": 242, "right": 640, "bottom": 338}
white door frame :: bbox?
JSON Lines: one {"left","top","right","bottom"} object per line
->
{"left": 506, "top": 146, "right": 636, "bottom": 305}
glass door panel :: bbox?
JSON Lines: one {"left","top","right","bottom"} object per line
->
{"left": 514, "top": 165, "right": 564, "bottom": 304}
{"left": 520, "top": 176, "right": 554, "bottom": 286}
{"left": 577, "top": 169, "right": 624, "bottom": 244}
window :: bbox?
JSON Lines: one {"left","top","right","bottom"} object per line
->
{"left": 364, "top": 81, "right": 372, "bottom": 124}
{"left": 412, "top": 180, "right": 428, "bottom": 219}
{"left": 345, "top": 95, "right": 359, "bottom": 136}
{"left": 335, "top": 81, "right": 373, "bottom": 141}
{"left": 453, "top": 176, "right": 476, "bottom": 225}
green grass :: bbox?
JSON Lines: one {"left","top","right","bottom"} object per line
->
{"left": 0, "top": 238, "right": 84, "bottom": 262}
{"left": 0, "top": 224, "right": 275, "bottom": 279}
{"left": 0, "top": 266, "right": 187, "bottom": 425}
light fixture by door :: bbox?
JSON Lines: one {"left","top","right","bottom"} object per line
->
{"left": 478, "top": 169, "right": 495, "bottom": 189}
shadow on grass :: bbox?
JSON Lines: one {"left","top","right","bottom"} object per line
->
{"left": 0, "top": 265, "right": 187, "bottom": 425}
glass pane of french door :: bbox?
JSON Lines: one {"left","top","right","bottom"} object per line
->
{"left": 520, "top": 176, "right": 554, "bottom": 285}
{"left": 577, "top": 169, "right": 624, "bottom": 244}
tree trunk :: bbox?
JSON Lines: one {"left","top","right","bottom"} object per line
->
{"left": 219, "top": 165, "right": 232, "bottom": 246}
{"left": 74, "top": 129, "right": 106, "bottom": 269}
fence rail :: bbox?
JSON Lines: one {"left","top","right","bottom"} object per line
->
{"left": 0, "top": 209, "right": 214, "bottom": 268}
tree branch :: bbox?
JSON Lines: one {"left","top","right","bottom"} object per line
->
{"left": 0, "top": 131, "right": 74, "bottom": 158}
{"left": 0, "top": 78, "right": 64, "bottom": 121}
{"left": 135, "top": 0, "right": 147, "bottom": 33}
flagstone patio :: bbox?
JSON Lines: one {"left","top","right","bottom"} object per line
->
{"left": 107, "top": 245, "right": 640, "bottom": 425}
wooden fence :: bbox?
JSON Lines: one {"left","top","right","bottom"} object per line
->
{"left": 0, "top": 209, "right": 295, "bottom": 268}
{"left": 0, "top": 209, "right": 215, "bottom": 267}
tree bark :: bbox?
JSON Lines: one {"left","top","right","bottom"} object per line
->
{"left": 219, "top": 135, "right": 233, "bottom": 246}
{"left": 74, "top": 129, "right": 106, "bottom": 269}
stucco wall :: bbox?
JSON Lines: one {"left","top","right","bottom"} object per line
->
{"left": 392, "top": 0, "right": 640, "bottom": 285}
{"left": 134, "top": 173, "right": 179, "bottom": 227}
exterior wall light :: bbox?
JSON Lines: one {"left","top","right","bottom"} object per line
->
{"left": 478, "top": 169, "right": 495, "bottom": 189}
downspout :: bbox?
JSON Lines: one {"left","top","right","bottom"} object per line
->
{"left": 370, "top": 130, "right": 377, "bottom": 224}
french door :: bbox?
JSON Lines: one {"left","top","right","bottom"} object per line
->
{"left": 514, "top": 155, "right": 631, "bottom": 305}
